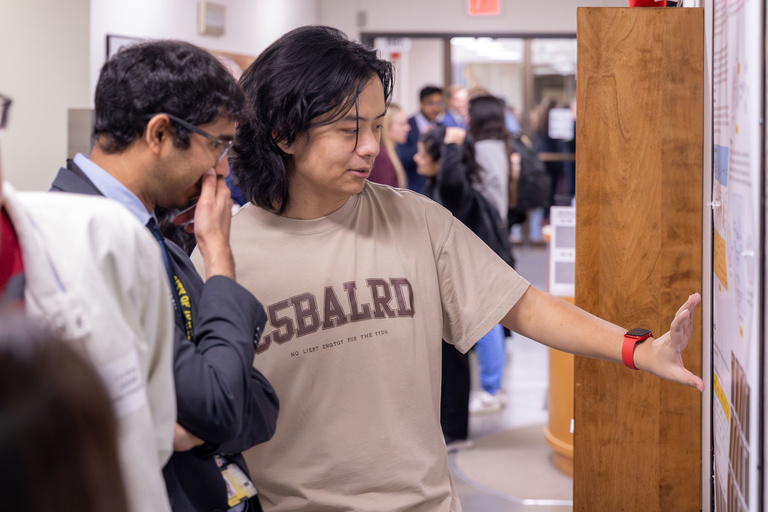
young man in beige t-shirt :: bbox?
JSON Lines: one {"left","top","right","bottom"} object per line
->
{"left": 194, "top": 26, "right": 704, "bottom": 512}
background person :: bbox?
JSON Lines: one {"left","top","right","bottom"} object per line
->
{"left": 465, "top": 94, "right": 517, "bottom": 413}
{"left": 368, "top": 102, "right": 409, "bottom": 188}
{"left": 533, "top": 98, "right": 564, "bottom": 222}
{"left": 0, "top": 314, "right": 128, "bottom": 512}
{"left": 416, "top": 125, "right": 514, "bottom": 446}
{"left": 395, "top": 84, "right": 444, "bottom": 193}
{"left": 468, "top": 94, "right": 511, "bottom": 219}
{"left": 0, "top": 92, "right": 176, "bottom": 512}
{"left": 442, "top": 85, "right": 469, "bottom": 129}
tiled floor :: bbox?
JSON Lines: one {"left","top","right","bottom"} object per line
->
{"left": 450, "top": 243, "right": 574, "bottom": 512}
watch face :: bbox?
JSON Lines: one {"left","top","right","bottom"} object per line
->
{"left": 626, "top": 328, "right": 652, "bottom": 338}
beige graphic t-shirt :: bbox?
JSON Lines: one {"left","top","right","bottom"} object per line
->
{"left": 203, "top": 183, "right": 530, "bottom": 512}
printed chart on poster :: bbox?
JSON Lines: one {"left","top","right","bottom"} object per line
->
{"left": 711, "top": 0, "right": 762, "bottom": 510}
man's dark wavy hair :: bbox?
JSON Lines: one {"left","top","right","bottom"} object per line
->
{"left": 233, "top": 25, "right": 394, "bottom": 214}
{"left": 93, "top": 40, "right": 245, "bottom": 153}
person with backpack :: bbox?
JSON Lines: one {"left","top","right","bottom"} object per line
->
{"left": 465, "top": 94, "right": 518, "bottom": 413}
{"left": 416, "top": 125, "right": 514, "bottom": 444}
{"left": 507, "top": 131, "right": 551, "bottom": 227}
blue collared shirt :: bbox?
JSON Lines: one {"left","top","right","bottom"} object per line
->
{"left": 74, "top": 153, "right": 153, "bottom": 225}
{"left": 414, "top": 111, "right": 436, "bottom": 134}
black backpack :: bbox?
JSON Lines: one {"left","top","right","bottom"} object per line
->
{"left": 508, "top": 135, "right": 551, "bottom": 213}
{"left": 468, "top": 189, "right": 515, "bottom": 269}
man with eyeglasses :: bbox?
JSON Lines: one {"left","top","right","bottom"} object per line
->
{"left": 49, "top": 40, "right": 279, "bottom": 512}
{"left": 395, "top": 85, "right": 445, "bottom": 193}
{"left": 0, "top": 92, "right": 176, "bottom": 512}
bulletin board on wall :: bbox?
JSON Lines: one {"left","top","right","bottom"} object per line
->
{"left": 710, "top": 0, "right": 764, "bottom": 509}
{"left": 105, "top": 34, "right": 255, "bottom": 76}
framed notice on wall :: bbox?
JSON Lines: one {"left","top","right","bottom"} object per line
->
{"left": 106, "top": 34, "right": 145, "bottom": 59}
{"left": 711, "top": 0, "right": 763, "bottom": 509}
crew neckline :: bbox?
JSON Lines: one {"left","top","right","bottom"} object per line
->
{"left": 241, "top": 192, "right": 360, "bottom": 236}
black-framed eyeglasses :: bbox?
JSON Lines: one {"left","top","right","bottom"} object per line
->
{"left": 0, "top": 95, "right": 12, "bottom": 135}
{"left": 146, "top": 113, "right": 233, "bottom": 163}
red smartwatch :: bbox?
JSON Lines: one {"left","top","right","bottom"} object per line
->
{"left": 622, "top": 328, "right": 653, "bottom": 370}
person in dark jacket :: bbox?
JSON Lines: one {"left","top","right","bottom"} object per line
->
{"left": 49, "top": 40, "right": 279, "bottom": 512}
{"left": 395, "top": 85, "right": 444, "bottom": 193}
{"left": 415, "top": 125, "right": 514, "bottom": 448}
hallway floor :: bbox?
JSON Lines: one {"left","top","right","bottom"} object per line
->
{"left": 450, "top": 243, "right": 574, "bottom": 512}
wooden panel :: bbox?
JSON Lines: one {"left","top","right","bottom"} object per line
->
{"left": 574, "top": 8, "right": 703, "bottom": 512}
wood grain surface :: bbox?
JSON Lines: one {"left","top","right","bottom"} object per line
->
{"left": 574, "top": 7, "right": 703, "bottom": 512}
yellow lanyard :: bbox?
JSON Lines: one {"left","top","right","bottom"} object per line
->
{"left": 173, "top": 275, "right": 194, "bottom": 341}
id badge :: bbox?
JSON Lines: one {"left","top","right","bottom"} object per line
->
{"left": 215, "top": 455, "right": 258, "bottom": 507}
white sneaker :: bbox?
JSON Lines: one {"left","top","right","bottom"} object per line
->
{"left": 469, "top": 390, "right": 505, "bottom": 414}
{"left": 446, "top": 438, "right": 474, "bottom": 453}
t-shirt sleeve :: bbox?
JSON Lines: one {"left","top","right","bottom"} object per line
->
{"left": 434, "top": 214, "right": 530, "bottom": 353}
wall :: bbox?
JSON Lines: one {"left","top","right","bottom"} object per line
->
{"left": 318, "top": 0, "right": 627, "bottom": 40}
{"left": 465, "top": 62, "right": 525, "bottom": 113}
{"left": 0, "top": 0, "right": 318, "bottom": 191}
{"left": 0, "top": 0, "right": 91, "bottom": 191}
{"left": 90, "top": 0, "right": 319, "bottom": 102}
{"left": 390, "top": 39, "right": 444, "bottom": 115}
{"left": 322, "top": 0, "right": 623, "bottom": 116}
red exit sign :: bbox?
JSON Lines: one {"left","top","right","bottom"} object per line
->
{"left": 469, "top": 0, "right": 500, "bottom": 15}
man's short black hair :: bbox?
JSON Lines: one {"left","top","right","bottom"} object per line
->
{"left": 419, "top": 85, "right": 443, "bottom": 102}
{"left": 232, "top": 25, "right": 394, "bottom": 214}
{"left": 93, "top": 40, "right": 245, "bottom": 153}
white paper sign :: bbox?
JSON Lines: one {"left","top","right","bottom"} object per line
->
{"left": 548, "top": 108, "right": 575, "bottom": 140}
{"left": 548, "top": 206, "right": 576, "bottom": 298}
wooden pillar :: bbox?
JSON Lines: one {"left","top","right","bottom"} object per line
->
{"left": 546, "top": 347, "right": 574, "bottom": 476}
{"left": 574, "top": 7, "right": 703, "bottom": 512}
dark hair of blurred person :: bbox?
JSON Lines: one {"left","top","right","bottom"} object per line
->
{"left": 418, "top": 125, "right": 480, "bottom": 186}
{"left": 419, "top": 85, "right": 443, "bottom": 102}
{"left": 468, "top": 94, "right": 508, "bottom": 143}
{"left": 0, "top": 314, "right": 127, "bottom": 512}
{"left": 233, "top": 25, "right": 394, "bottom": 214}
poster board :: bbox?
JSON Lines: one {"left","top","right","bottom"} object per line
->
{"left": 105, "top": 34, "right": 255, "bottom": 74}
{"left": 711, "top": 0, "right": 763, "bottom": 509}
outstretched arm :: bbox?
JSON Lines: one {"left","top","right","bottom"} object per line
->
{"left": 501, "top": 286, "right": 704, "bottom": 392}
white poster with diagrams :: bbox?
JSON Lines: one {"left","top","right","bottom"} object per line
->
{"left": 711, "top": 0, "right": 762, "bottom": 510}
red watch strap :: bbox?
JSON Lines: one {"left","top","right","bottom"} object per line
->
{"left": 622, "top": 331, "right": 652, "bottom": 370}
